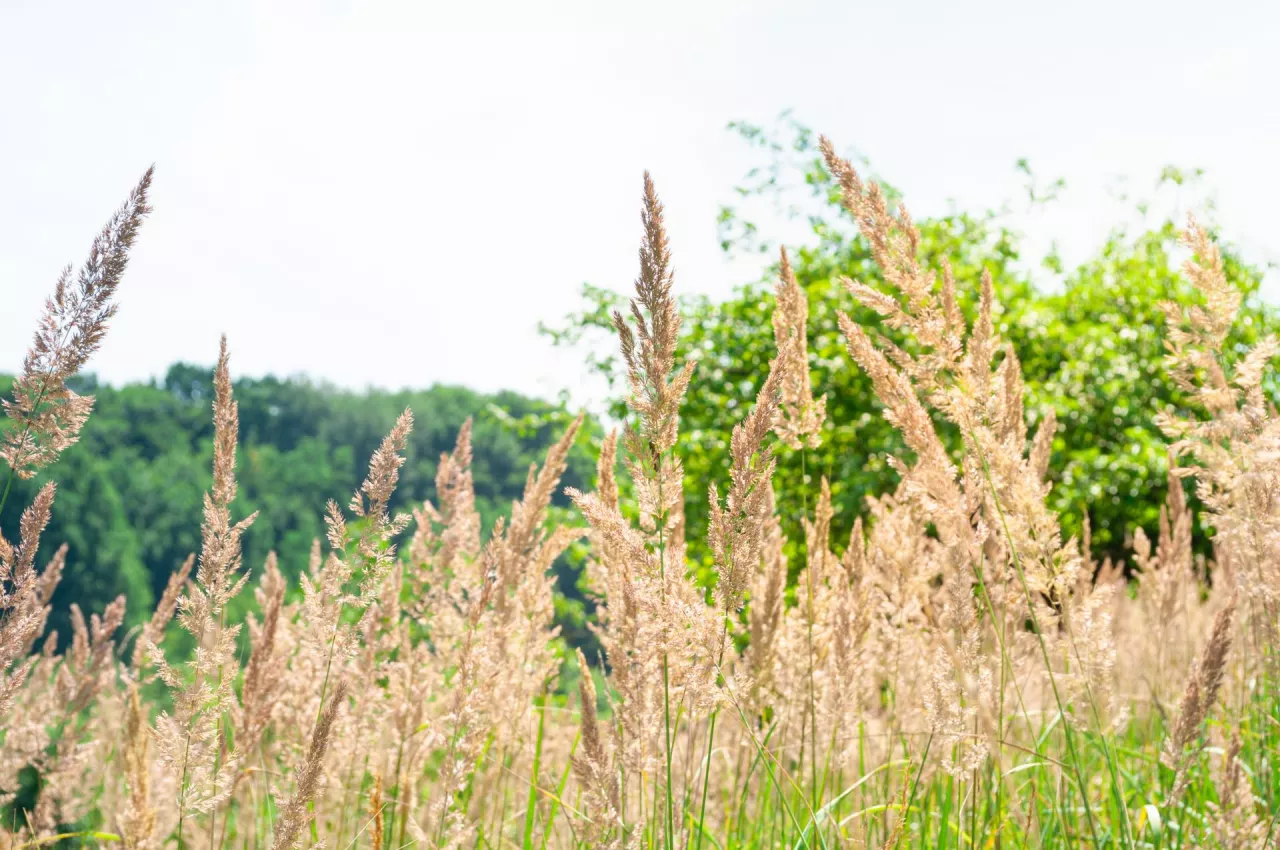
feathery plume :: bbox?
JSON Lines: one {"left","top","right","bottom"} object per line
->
{"left": 351, "top": 408, "right": 414, "bottom": 591}
{"left": 614, "top": 173, "right": 695, "bottom": 457}
{"left": 2, "top": 167, "right": 153, "bottom": 479}
{"left": 188, "top": 337, "right": 258, "bottom": 617}
{"left": 120, "top": 685, "right": 157, "bottom": 850}
{"left": 152, "top": 337, "right": 256, "bottom": 829}
{"left": 708, "top": 365, "right": 782, "bottom": 613}
{"left": 1163, "top": 596, "right": 1236, "bottom": 802}
{"left": 131, "top": 554, "right": 193, "bottom": 671}
{"left": 597, "top": 430, "right": 619, "bottom": 513}
{"left": 433, "top": 417, "right": 482, "bottom": 570}
{"left": 507, "top": 413, "right": 584, "bottom": 557}
{"left": 0, "top": 482, "right": 58, "bottom": 717}
{"left": 771, "top": 247, "right": 826, "bottom": 449}
{"left": 62, "top": 594, "right": 126, "bottom": 714}
{"left": 238, "top": 553, "right": 287, "bottom": 755}
{"left": 1210, "top": 730, "right": 1265, "bottom": 848}
{"left": 572, "top": 649, "right": 619, "bottom": 836}
{"left": 272, "top": 678, "right": 349, "bottom": 849}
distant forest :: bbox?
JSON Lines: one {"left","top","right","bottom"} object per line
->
{"left": 0, "top": 366, "right": 598, "bottom": 643}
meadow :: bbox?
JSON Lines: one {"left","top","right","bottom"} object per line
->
{"left": 1, "top": 137, "right": 1277, "bottom": 849}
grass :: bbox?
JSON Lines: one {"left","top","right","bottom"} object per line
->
{"left": 1, "top": 155, "right": 1277, "bottom": 850}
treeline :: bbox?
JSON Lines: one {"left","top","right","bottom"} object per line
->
{"left": 0, "top": 366, "right": 597, "bottom": 641}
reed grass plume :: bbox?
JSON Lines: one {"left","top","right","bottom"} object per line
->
{"left": 2, "top": 168, "right": 153, "bottom": 481}
{"left": 772, "top": 246, "right": 826, "bottom": 449}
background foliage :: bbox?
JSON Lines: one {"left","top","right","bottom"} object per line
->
{"left": 543, "top": 117, "right": 1280, "bottom": 586}
{"left": 0, "top": 366, "right": 598, "bottom": 643}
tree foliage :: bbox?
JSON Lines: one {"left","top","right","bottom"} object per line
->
{"left": 544, "top": 117, "right": 1280, "bottom": 583}
{"left": 0, "top": 366, "right": 598, "bottom": 642}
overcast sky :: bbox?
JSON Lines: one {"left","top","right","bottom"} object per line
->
{"left": 2, "top": 0, "right": 1278, "bottom": 405}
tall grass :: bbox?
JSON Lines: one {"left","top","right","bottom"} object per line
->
{"left": 2, "top": 150, "right": 1278, "bottom": 850}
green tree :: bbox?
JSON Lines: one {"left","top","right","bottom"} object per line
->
{"left": 544, "top": 117, "right": 1279, "bottom": 584}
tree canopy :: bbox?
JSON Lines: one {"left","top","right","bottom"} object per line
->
{"left": 0, "top": 365, "right": 598, "bottom": 642}
{"left": 544, "top": 118, "right": 1280, "bottom": 586}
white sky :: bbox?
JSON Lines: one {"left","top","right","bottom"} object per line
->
{"left": 2, "top": 0, "right": 1278, "bottom": 406}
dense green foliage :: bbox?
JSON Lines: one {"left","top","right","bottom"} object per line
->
{"left": 0, "top": 366, "right": 598, "bottom": 642}
{"left": 545, "top": 120, "right": 1280, "bottom": 581}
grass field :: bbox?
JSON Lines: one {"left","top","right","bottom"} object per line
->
{"left": 1, "top": 141, "right": 1278, "bottom": 849}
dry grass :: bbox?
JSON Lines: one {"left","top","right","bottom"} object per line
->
{"left": 2, "top": 152, "right": 1278, "bottom": 850}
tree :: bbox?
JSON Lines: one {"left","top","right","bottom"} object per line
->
{"left": 544, "top": 117, "right": 1280, "bottom": 585}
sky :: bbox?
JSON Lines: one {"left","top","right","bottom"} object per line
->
{"left": 2, "top": 0, "right": 1278, "bottom": 406}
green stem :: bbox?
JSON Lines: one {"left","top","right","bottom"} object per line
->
{"left": 692, "top": 619, "right": 730, "bottom": 850}
{"left": 896, "top": 733, "right": 933, "bottom": 849}
{"left": 724, "top": 693, "right": 814, "bottom": 850}
{"left": 522, "top": 688, "right": 548, "bottom": 850}
{"left": 971, "top": 435, "right": 1105, "bottom": 849}
{"left": 537, "top": 732, "right": 579, "bottom": 850}
{"left": 0, "top": 468, "right": 14, "bottom": 524}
